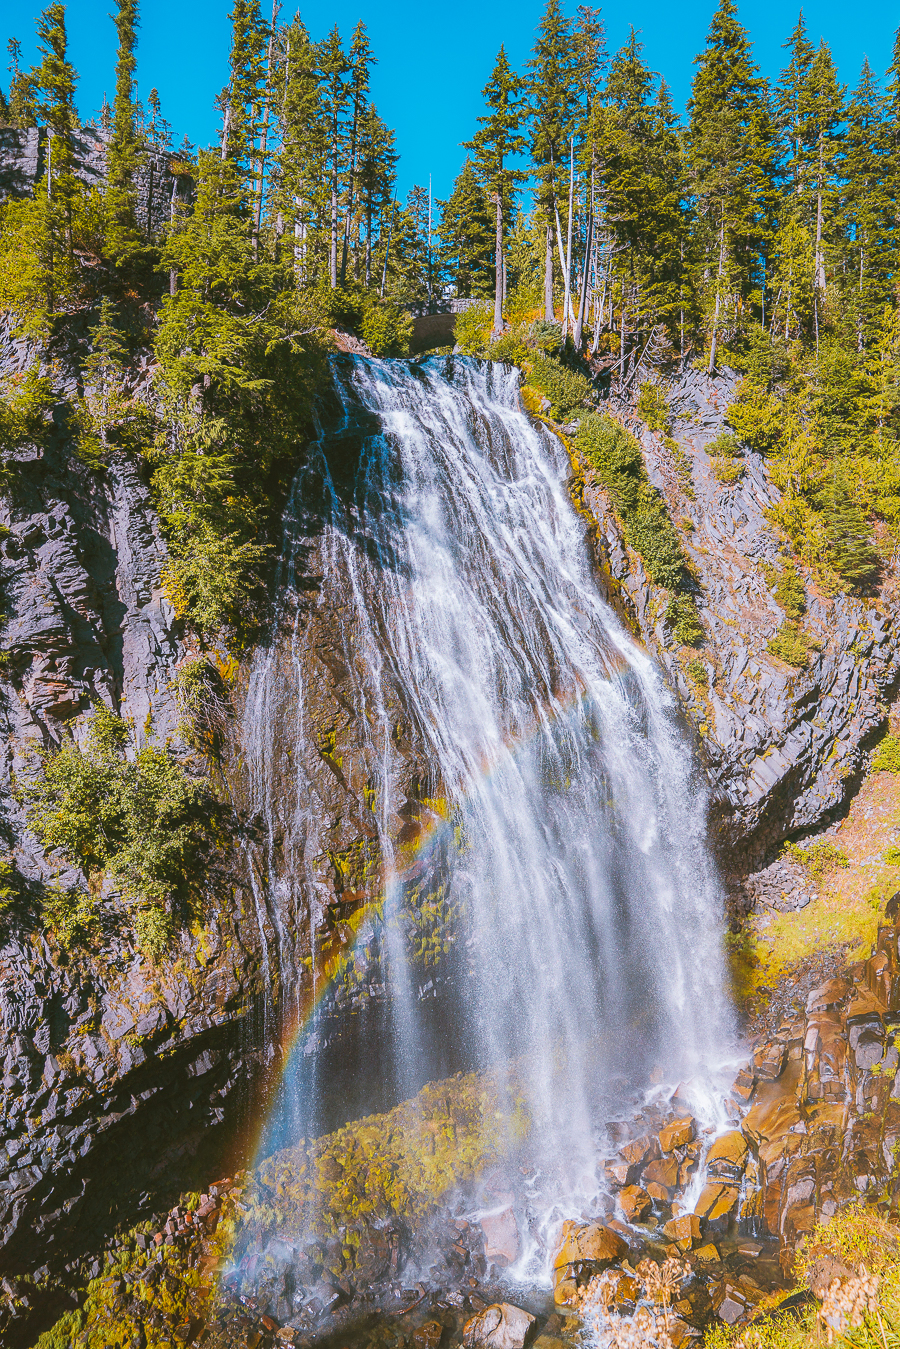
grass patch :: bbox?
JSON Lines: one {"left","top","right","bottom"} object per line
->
{"left": 768, "top": 621, "right": 816, "bottom": 668}
{"left": 873, "top": 735, "right": 900, "bottom": 774}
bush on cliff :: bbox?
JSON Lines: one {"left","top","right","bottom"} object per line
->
{"left": 23, "top": 704, "right": 219, "bottom": 955}
{"left": 575, "top": 414, "right": 703, "bottom": 646}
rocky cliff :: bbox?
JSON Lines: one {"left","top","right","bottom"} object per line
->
{"left": 2, "top": 348, "right": 899, "bottom": 1340}
{"left": 571, "top": 366, "right": 900, "bottom": 882}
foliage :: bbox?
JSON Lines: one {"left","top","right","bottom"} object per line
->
{"left": 781, "top": 838, "right": 850, "bottom": 882}
{"left": 454, "top": 301, "right": 493, "bottom": 356}
{"left": 768, "top": 620, "right": 813, "bottom": 667}
{"left": 527, "top": 350, "right": 593, "bottom": 419}
{"left": 666, "top": 592, "right": 703, "bottom": 645}
{"left": 23, "top": 705, "right": 219, "bottom": 952}
{"left": 686, "top": 657, "right": 708, "bottom": 687}
{"left": 873, "top": 734, "right": 900, "bottom": 774}
{"left": 41, "top": 883, "right": 100, "bottom": 950}
{"left": 707, "top": 429, "right": 745, "bottom": 484}
{"left": 637, "top": 381, "right": 672, "bottom": 436}
{"left": 360, "top": 297, "right": 413, "bottom": 356}
{"left": 762, "top": 560, "right": 806, "bottom": 618}
{"left": 576, "top": 413, "right": 702, "bottom": 640}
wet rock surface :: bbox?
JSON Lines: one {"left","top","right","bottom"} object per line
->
{"left": 574, "top": 368, "right": 900, "bottom": 866}
{"left": 0, "top": 319, "right": 268, "bottom": 1315}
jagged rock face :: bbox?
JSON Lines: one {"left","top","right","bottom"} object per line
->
{"left": 577, "top": 368, "right": 900, "bottom": 865}
{"left": 0, "top": 324, "right": 266, "bottom": 1291}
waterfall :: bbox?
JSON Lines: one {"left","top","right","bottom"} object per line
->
{"left": 242, "top": 354, "right": 730, "bottom": 1174}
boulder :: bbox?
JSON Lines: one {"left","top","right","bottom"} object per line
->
{"left": 552, "top": 1221, "right": 628, "bottom": 1305}
{"left": 662, "top": 1214, "right": 703, "bottom": 1251}
{"left": 463, "top": 1303, "right": 535, "bottom": 1349}
{"left": 642, "top": 1157, "right": 679, "bottom": 1190}
{"left": 706, "top": 1130, "right": 749, "bottom": 1181}
{"left": 695, "top": 1183, "right": 740, "bottom": 1223}
{"left": 481, "top": 1209, "right": 519, "bottom": 1266}
{"left": 659, "top": 1117, "right": 696, "bottom": 1152}
{"left": 619, "top": 1186, "right": 651, "bottom": 1222}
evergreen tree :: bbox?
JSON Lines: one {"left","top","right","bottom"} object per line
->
{"left": 104, "top": 0, "right": 144, "bottom": 265}
{"left": 271, "top": 15, "right": 327, "bottom": 288}
{"left": 465, "top": 45, "right": 527, "bottom": 333}
{"left": 685, "top": 0, "right": 777, "bottom": 369}
{"left": 318, "top": 26, "right": 350, "bottom": 288}
{"left": 6, "top": 38, "right": 37, "bottom": 127}
{"left": 357, "top": 102, "right": 397, "bottom": 286}
{"left": 340, "top": 21, "right": 376, "bottom": 284}
{"left": 439, "top": 158, "right": 494, "bottom": 299}
{"left": 841, "top": 59, "right": 892, "bottom": 346}
{"left": 528, "top": 0, "right": 578, "bottom": 320}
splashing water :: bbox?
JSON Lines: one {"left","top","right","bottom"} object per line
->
{"left": 241, "top": 354, "right": 731, "bottom": 1213}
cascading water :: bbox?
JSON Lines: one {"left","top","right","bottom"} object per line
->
{"left": 241, "top": 353, "right": 731, "bottom": 1225}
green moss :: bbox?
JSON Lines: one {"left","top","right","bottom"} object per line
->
{"left": 781, "top": 839, "right": 849, "bottom": 883}
{"left": 873, "top": 734, "right": 900, "bottom": 773}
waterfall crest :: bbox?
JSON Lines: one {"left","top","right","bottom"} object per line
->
{"left": 242, "top": 354, "right": 730, "bottom": 1164}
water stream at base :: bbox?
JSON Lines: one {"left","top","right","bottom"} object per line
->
{"left": 241, "top": 354, "right": 733, "bottom": 1261}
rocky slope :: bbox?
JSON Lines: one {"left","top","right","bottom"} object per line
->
{"left": 572, "top": 366, "right": 900, "bottom": 875}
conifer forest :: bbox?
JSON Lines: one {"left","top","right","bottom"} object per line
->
{"left": 6, "top": 2, "right": 900, "bottom": 1349}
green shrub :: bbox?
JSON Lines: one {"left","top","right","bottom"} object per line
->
{"left": 707, "top": 430, "right": 745, "bottom": 484}
{"left": 685, "top": 657, "right": 708, "bottom": 688}
{"left": 726, "top": 378, "right": 784, "bottom": 453}
{"left": 636, "top": 381, "right": 672, "bottom": 436}
{"left": 666, "top": 593, "right": 704, "bottom": 645}
{"left": 781, "top": 839, "right": 849, "bottom": 882}
{"left": 763, "top": 560, "right": 806, "bottom": 618}
{"left": 454, "top": 301, "right": 493, "bottom": 356}
{"left": 768, "top": 621, "right": 812, "bottom": 667}
{"left": 24, "top": 705, "right": 219, "bottom": 952}
{"left": 41, "top": 884, "right": 100, "bottom": 950}
{"left": 134, "top": 905, "right": 174, "bottom": 963}
{"left": 360, "top": 299, "right": 413, "bottom": 357}
{"left": 488, "top": 330, "right": 529, "bottom": 365}
{"left": 873, "top": 734, "right": 900, "bottom": 773}
{"left": 527, "top": 351, "right": 593, "bottom": 420}
{"left": 528, "top": 318, "right": 563, "bottom": 351}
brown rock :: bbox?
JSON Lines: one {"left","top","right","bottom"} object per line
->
{"left": 663, "top": 1214, "right": 703, "bottom": 1250}
{"left": 753, "top": 1042, "right": 787, "bottom": 1081}
{"left": 621, "top": 1135, "right": 658, "bottom": 1167}
{"left": 552, "top": 1221, "right": 628, "bottom": 1271}
{"left": 806, "top": 979, "right": 850, "bottom": 1014}
{"left": 730, "top": 1065, "right": 756, "bottom": 1102}
{"left": 481, "top": 1209, "right": 519, "bottom": 1265}
{"left": 695, "top": 1183, "right": 740, "bottom": 1222}
{"left": 646, "top": 1181, "right": 672, "bottom": 1202}
{"left": 463, "top": 1304, "right": 535, "bottom": 1349}
{"left": 693, "top": 1243, "right": 721, "bottom": 1262}
{"left": 706, "top": 1130, "right": 749, "bottom": 1179}
{"left": 415, "top": 1321, "right": 444, "bottom": 1349}
{"left": 659, "top": 1117, "right": 696, "bottom": 1152}
{"left": 642, "top": 1157, "right": 679, "bottom": 1190}
{"left": 619, "top": 1186, "right": 651, "bottom": 1222}
{"left": 741, "top": 1096, "right": 800, "bottom": 1147}
{"left": 605, "top": 1161, "right": 633, "bottom": 1188}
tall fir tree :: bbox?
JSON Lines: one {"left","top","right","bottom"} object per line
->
{"left": 465, "top": 46, "right": 527, "bottom": 333}
{"left": 439, "top": 158, "right": 494, "bottom": 299}
{"left": 528, "top": 0, "right": 578, "bottom": 320}
{"left": 340, "top": 21, "right": 376, "bottom": 284}
{"left": 104, "top": 0, "right": 144, "bottom": 266}
{"left": 686, "top": 0, "right": 777, "bottom": 369}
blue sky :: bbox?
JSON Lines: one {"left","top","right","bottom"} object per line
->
{"left": 3, "top": 0, "right": 897, "bottom": 205}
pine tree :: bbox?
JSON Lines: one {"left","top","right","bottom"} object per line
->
{"left": 841, "top": 59, "right": 892, "bottom": 346}
{"left": 340, "top": 21, "right": 376, "bottom": 284}
{"left": 104, "top": 0, "right": 144, "bottom": 266}
{"left": 686, "top": 0, "right": 777, "bottom": 370}
{"left": 6, "top": 38, "right": 37, "bottom": 127}
{"left": 357, "top": 102, "right": 397, "bottom": 286}
{"left": 318, "top": 26, "right": 350, "bottom": 288}
{"left": 439, "top": 158, "right": 494, "bottom": 299}
{"left": 528, "top": 0, "right": 578, "bottom": 320}
{"left": 271, "top": 15, "right": 327, "bottom": 288}
{"left": 219, "top": 0, "right": 269, "bottom": 171}
{"left": 82, "top": 296, "right": 130, "bottom": 453}
{"left": 465, "top": 46, "right": 527, "bottom": 334}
